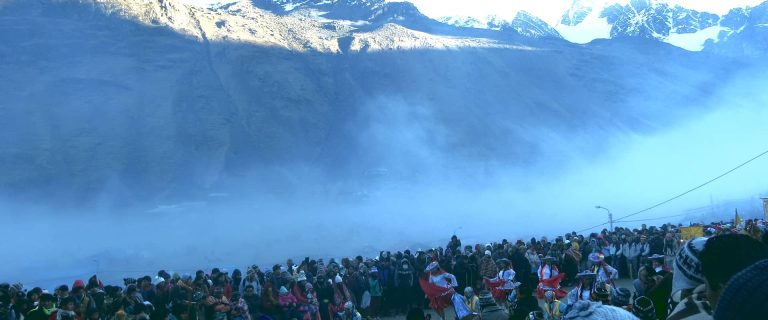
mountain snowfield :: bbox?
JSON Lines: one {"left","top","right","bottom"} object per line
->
{"left": 434, "top": 0, "right": 767, "bottom": 51}
{"left": 168, "top": 0, "right": 768, "bottom": 52}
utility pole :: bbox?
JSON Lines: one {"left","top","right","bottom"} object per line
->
{"left": 595, "top": 206, "right": 614, "bottom": 232}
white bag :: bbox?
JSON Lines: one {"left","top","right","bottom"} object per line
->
{"left": 361, "top": 290, "right": 371, "bottom": 309}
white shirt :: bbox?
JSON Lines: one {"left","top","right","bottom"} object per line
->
{"left": 429, "top": 272, "right": 458, "bottom": 288}
{"left": 538, "top": 265, "right": 559, "bottom": 280}
{"left": 623, "top": 243, "right": 639, "bottom": 259}
{"left": 567, "top": 285, "right": 593, "bottom": 305}
{"left": 497, "top": 269, "right": 517, "bottom": 290}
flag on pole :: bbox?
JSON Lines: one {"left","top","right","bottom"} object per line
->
{"left": 735, "top": 208, "right": 742, "bottom": 228}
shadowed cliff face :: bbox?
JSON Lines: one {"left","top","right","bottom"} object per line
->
{"left": 1, "top": 1, "right": 768, "bottom": 287}
{"left": 0, "top": 1, "right": 737, "bottom": 205}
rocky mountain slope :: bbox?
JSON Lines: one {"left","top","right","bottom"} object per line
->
{"left": 0, "top": 0, "right": 757, "bottom": 205}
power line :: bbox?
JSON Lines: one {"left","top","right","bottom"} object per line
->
{"left": 613, "top": 147, "right": 768, "bottom": 222}
{"left": 575, "top": 147, "right": 768, "bottom": 232}
{"left": 618, "top": 213, "right": 688, "bottom": 223}
{"left": 576, "top": 221, "right": 611, "bottom": 233}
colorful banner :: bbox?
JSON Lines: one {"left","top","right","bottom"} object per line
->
{"left": 680, "top": 226, "right": 703, "bottom": 241}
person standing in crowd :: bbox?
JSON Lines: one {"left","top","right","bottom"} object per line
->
{"left": 394, "top": 258, "right": 414, "bottom": 314}
{"left": 451, "top": 254, "right": 471, "bottom": 295}
{"left": 548, "top": 238, "right": 565, "bottom": 266}
{"left": 643, "top": 254, "right": 673, "bottom": 319}
{"left": 525, "top": 245, "right": 541, "bottom": 279}
{"left": 623, "top": 236, "right": 640, "bottom": 280}
{"left": 607, "top": 236, "right": 623, "bottom": 273}
{"left": 329, "top": 275, "right": 353, "bottom": 320}
{"left": 562, "top": 239, "right": 580, "bottom": 287}
{"left": 367, "top": 267, "right": 382, "bottom": 320}
{"left": 26, "top": 293, "right": 56, "bottom": 320}
{"left": 667, "top": 237, "right": 707, "bottom": 315}
{"left": 241, "top": 268, "right": 261, "bottom": 297}
{"left": 536, "top": 257, "right": 566, "bottom": 300}
{"left": 484, "top": 259, "right": 517, "bottom": 307}
{"left": 419, "top": 262, "right": 458, "bottom": 320}
{"left": 7, "top": 223, "right": 768, "bottom": 320}
{"left": 638, "top": 235, "right": 651, "bottom": 266}
{"left": 588, "top": 253, "right": 618, "bottom": 285}
{"left": 230, "top": 270, "right": 243, "bottom": 295}
{"left": 479, "top": 251, "right": 499, "bottom": 280}
{"left": 668, "top": 234, "right": 768, "bottom": 319}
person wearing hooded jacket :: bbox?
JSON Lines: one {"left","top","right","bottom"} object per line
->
{"left": 26, "top": 294, "right": 56, "bottom": 320}
{"left": 394, "top": 259, "right": 414, "bottom": 314}
{"left": 329, "top": 276, "right": 353, "bottom": 320}
{"left": 479, "top": 252, "right": 499, "bottom": 279}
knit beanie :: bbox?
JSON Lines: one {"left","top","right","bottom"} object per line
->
{"left": 612, "top": 288, "right": 631, "bottom": 307}
{"left": 631, "top": 296, "right": 656, "bottom": 320}
{"left": 478, "top": 291, "right": 495, "bottom": 307}
{"left": 713, "top": 259, "right": 768, "bottom": 320}
{"left": 563, "top": 301, "right": 638, "bottom": 320}
{"left": 672, "top": 237, "right": 707, "bottom": 294}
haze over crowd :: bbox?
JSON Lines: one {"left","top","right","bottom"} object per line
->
{"left": 1, "top": 0, "right": 768, "bottom": 292}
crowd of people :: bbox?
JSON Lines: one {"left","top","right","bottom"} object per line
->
{"left": 2, "top": 219, "right": 768, "bottom": 320}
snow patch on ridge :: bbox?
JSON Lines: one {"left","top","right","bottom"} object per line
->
{"left": 665, "top": 25, "right": 725, "bottom": 51}
{"left": 555, "top": 10, "right": 612, "bottom": 44}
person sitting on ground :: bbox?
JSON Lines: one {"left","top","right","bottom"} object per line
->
{"left": 541, "top": 290, "right": 567, "bottom": 320}
{"left": 630, "top": 296, "right": 655, "bottom": 320}
{"left": 477, "top": 291, "right": 508, "bottom": 320}
{"left": 510, "top": 285, "right": 540, "bottom": 320}
{"left": 341, "top": 301, "right": 361, "bottom": 320}
{"left": 462, "top": 287, "right": 479, "bottom": 314}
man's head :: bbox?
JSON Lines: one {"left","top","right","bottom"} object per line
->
{"left": 39, "top": 293, "right": 55, "bottom": 309}
{"left": 700, "top": 234, "right": 768, "bottom": 309}
{"left": 56, "top": 285, "right": 69, "bottom": 297}
{"left": 60, "top": 297, "right": 75, "bottom": 311}
{"left": 543, "top": 290, "right": 554, "bottom": 303}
